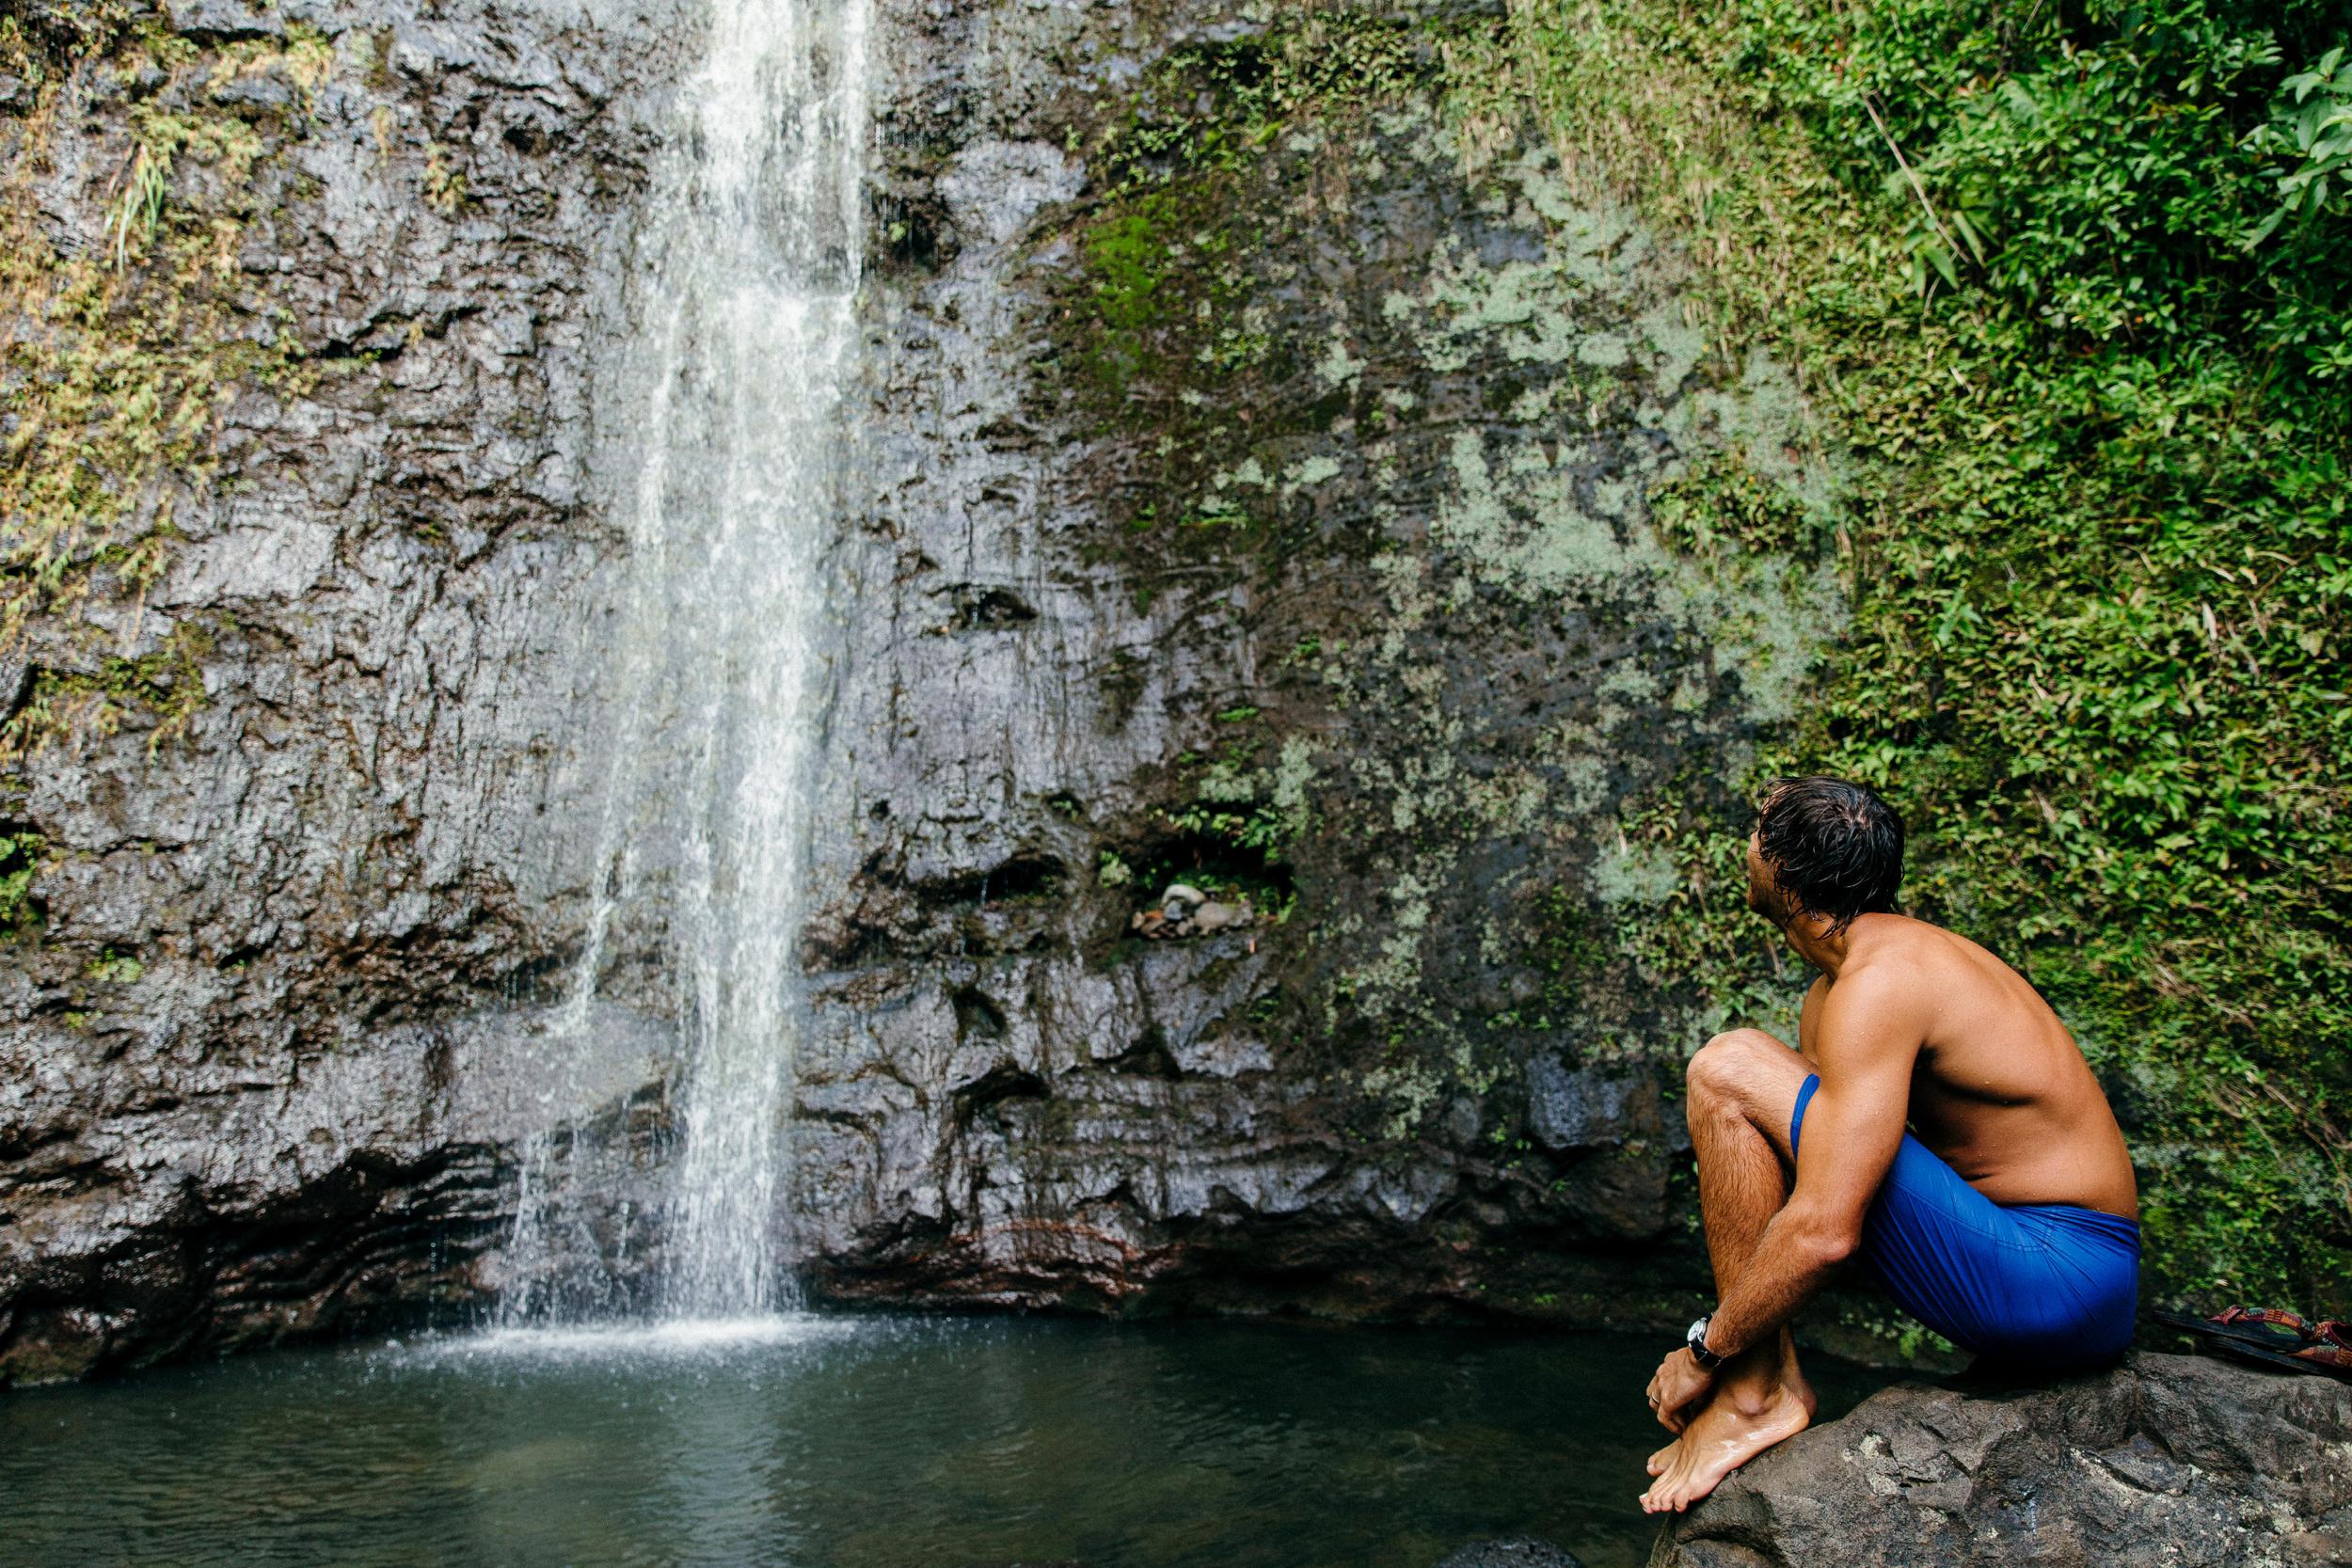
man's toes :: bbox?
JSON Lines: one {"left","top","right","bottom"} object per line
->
{"left": 1646, "top": 1440, "right": 1678, "bottom": 1477}
{"left": 1646, "top": 1449, "right": 1695, "bottom": 1511}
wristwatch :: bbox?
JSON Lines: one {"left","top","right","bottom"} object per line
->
{"left": 1686, "top": 1314, "right": 1728, "bottom": 1371}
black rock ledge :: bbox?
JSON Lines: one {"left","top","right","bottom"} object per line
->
{"left": 1654, "top": 1351, "right": 2352, "bottom": 1568}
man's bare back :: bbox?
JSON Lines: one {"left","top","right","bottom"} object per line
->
{"left": 1798, "top": 914, "right": 2137, "bottom": 1221}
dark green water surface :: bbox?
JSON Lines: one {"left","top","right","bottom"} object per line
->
{"left": 0, "top": 1315, "right": 1883, "bottom": 1568}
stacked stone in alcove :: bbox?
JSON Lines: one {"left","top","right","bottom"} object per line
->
{"left": 1129, "top": 882, "right": 1259, "bottom": 941}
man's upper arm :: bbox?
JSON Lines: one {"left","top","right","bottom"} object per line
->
{"left": 1785, "top": 974, "right": 1923, "bottom": 1249}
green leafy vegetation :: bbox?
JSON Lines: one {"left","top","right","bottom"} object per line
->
{"left": 84, "top": 946, "right": 143, "bottom": 985}
{"left": 1493, "top": 0, "right": 2350, "bottom": 1307}
{"left": 1143, "top": 747, "right": 1307, "bottom": 920}
{"left": 1162, "top": 798, "right": 1296, "bottom": 862}
{"left": 1089, "top": 733, "right": 1315, "bottom": 933}
{"left": 0, "top": 832, "right": 43, "bottom": 940}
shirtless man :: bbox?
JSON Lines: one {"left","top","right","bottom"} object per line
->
{"left": 1637, "top": 775, "right": 2139, "bottom": 1514}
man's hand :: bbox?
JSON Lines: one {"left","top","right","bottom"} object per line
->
{"left": 1645, "top": 1346, "right": 1716, "bottom": 1432}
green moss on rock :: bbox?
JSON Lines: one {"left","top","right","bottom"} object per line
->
{"left": 1036, "top": 10, "right": 1849, "bottom": 1153}
{"left": 0, "top": 23, "right": 324, "bottom": 766}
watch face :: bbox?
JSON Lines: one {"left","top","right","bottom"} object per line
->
{"left": 1687, "top": 1318, "right": 1708, "bottom": 1341}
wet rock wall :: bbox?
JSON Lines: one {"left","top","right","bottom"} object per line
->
{"left": 788, "top": 1, "right": 1843, "bottom": 1318}
{"left": 0, "top": 0, "right": 1845, "bottom": 1381}
{"left": 0, "top": 0, "right": 686, "bottom": 1381}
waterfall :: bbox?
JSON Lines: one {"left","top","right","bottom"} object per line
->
{"left": 523, "top": 0, "right": 873, "bottom": 1324}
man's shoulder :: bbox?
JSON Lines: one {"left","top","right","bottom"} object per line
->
{"left": 1819, "top": 930, "right": 1941, "bottom": 1034}
{"left": 1853, "top": 909, "right": 1952, "bottom": 942}
{"left": 1842, "top": 913, "right": 1967, "bottom": 974}
{"left": 1837, "top": 915, "right": 1927, "bottom": 962}
{"left": 1850, "top": 913, "right": 2033, "bottom": 997}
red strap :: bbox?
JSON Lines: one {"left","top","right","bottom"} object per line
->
{"left": 2293, "top": 1345, "right": 2352, "bottom": 1378}
{"left": 2217, "top": 1307, "right": 2313, "bottom": 1337}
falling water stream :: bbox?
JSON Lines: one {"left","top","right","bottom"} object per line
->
{"left": 518, "top": 0, "right": 873, "bottom": 1323}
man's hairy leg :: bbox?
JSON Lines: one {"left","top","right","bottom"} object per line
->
{"left": 1645, "top": 1029, "right": 1805, "bottom": 1453}
{"left": 1642, "top": 1030, "right": 1819, "bottom": 1513}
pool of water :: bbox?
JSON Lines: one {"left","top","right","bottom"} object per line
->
{"left": 0, "top": 1315, "right": 1883, "bottom": 1568}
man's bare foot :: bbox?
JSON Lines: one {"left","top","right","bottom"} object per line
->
{"left": 1638, "top": 1379, "right": 1816, "bottom": 1513}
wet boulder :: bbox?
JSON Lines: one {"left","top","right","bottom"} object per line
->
{"left": 1658, "top": 1352, "right": 2352, "bottom": 1567}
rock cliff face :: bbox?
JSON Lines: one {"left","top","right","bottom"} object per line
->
{"left": 0, "top": 0, "right": 688, "bottom": 1380}
{"left": 1656, "top": 1354, "right": 2352, "bottom": 1568}
{"left": 0, "top": 0, "right": 1844, "bottom": 1380}
{"left": 786, "top": 0, "right": 1839, "bottom": 1322}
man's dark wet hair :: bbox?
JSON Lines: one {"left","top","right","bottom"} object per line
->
{"left": 1753, "top": 776, "right": 1904, "bottom": 933}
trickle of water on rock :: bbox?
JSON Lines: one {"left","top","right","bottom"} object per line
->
{"left": 510, "top": 0, "right": 873, "bottom": 1325}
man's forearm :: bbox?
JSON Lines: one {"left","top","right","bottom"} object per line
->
{"left": 1700, "top": 1206, "right": 1850, "bottom": 1358}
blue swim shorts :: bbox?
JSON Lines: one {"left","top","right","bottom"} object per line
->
{"left": 1791, "top": 1074, "right": 2138, "bottom": 1370}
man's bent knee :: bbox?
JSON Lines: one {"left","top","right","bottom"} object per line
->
{"left": 1687, "top": 1028, "right": 1789, "bottom": 1102}
{"left": 1686, "top": 1031, "right": 1810, "bottom": 1157}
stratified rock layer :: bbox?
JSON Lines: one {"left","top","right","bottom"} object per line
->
{"left": 1658, "top": 1354, "right": 2352, "bottom": 1568}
